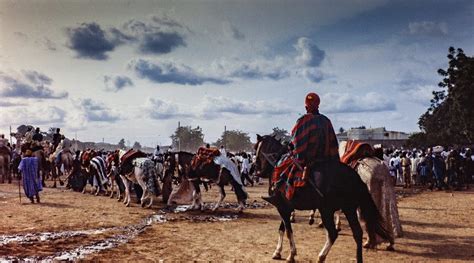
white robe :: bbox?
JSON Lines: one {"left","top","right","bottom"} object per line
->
{"left": 213, "top": 155, "right": 243, "bottom": 186}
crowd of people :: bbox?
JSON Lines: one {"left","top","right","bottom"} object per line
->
{"left": 383, "top": 146, "right": 473, "bottom": 191}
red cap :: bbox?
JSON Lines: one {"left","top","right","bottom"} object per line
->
{"left": 305, "top": 92, "right": 320, "bottom": 113}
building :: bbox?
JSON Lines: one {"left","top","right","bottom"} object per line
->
{"left": 337, "top": 127, "right": 409, "bottom": 148}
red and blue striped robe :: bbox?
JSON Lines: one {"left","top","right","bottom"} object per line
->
{"left": 273, "top": 112, "right": 339, "bottom": 199}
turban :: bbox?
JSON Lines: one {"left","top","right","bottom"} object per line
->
{"left": 305, "top": 92, "right": 320, "bottom": 113}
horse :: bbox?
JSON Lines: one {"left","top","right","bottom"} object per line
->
{"left": 49, "top": 150, "right": 73, "bottom": 188}
{"left": 187, "top": 152, "right": 248, "bottom": 212}
{"left": 0, "top": 147, "right": 11, "bottom": 184}
{"left": 255, "top": 135, "right": 391, "bottom": 263}
{"left": 105, "top": 151, "right": 125, "bottom": 201}
{"left": 116, "top": 149, "right": 163, "bottom": 208}
{"left": 80, "top": 150, "right": 109, "bottom": 195}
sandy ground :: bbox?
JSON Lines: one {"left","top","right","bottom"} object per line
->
{"left": 1, "top": 180, "right": 473, "bottom": 262}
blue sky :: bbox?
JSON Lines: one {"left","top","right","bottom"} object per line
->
{"left": 0, "top": 0, "right": 473, "bottom": 147}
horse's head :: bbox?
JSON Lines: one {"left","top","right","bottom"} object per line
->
{"left": 254, "top": 134, "right": 287, "bottom": 178}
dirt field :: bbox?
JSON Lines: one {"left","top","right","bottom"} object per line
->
{"left": 1, "top": 181, "right": 473, "bottom": 262}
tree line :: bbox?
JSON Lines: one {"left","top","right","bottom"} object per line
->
{"left": 407, "top": 47, "right": 473, "bottom": 147}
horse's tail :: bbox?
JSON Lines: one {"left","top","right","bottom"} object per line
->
{"left": 358, "top": 183, "right": 393, "bottom": 244}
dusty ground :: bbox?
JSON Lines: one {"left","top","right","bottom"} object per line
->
{"left": 1, "top": 180, "right": 473, "bottom": 262}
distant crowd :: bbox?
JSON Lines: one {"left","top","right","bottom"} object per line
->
{"left": 383, "top": 146, "right": 473, "bottom": 191}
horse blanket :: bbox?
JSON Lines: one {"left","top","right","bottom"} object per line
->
{"left": 132, "top": 157, "right": 161, "bottom": 196}
{"left": 90, "top": 156, "right": 108, "bottom": 187}
{"left": 272, "top": 113, "right": 339, "bottom": 200}
{"left": 340, "top": 141, "right": 403, "bottom": 241}
{"left": 191, "top": 147, "right": 220, "bottom": 170}
{"left": 18, "top": 157, "right": 43, "bottom": 198}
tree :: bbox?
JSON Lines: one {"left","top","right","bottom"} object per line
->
{"left": 132, "top": 141, "right": 142, "bottom": 150}
{"left": 215, "top": 130, "right": 253, "bottom": 152}
{"left": 118, "top": 138, "right": 126, "bottom": 149}
{"left": 170, "top": 126, "right": 205, "bottom": 152}
{"left": 339, "top": 127, "right": 345, "bottom": 134}
{"left": 418, "top": 47, "right": 474, "bottom": 145}
{"left": 270, "top": 127, "right": 291, "bottom": 143}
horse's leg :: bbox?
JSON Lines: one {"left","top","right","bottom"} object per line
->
{"left": 190, "top": 180, "right": 202, "bottom": 210}
{"left": 120, "top": 175, "right": 131, "bottom": 206}
{"left": 309, "top": 209, "right": 316, "bottom": 225}
{"left": 137, "top": 176, "right": 150, "bottom": 208}
{"left": 318, "top": 209, "right": 339, "bottom": 263}
{"left": 212, "top": 184, "right": 226, "bottom": 211}
{"left": 344, "top": 208, "right": 363, "bottom": 263}
{"left": 335, "top": 210, "right": 342, "bottom": 231}
{"left": 272, "top": 221, "right": 285, "bottom": 259}
{"left": 279, "top": 208, "right": 297, "bottom": 263}
{"left": 290, "top": 211, "right": 296, "bottom": 223}
{"left": 109, "top": 174, "right": 115, "bottom": 198}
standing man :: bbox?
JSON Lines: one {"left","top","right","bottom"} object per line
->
{"left": 18, "top": 148, "right": 42, "bottom": 203}
{"left": 401, "top": 152, "right": 412, "bottom": 188}
{"left": 220, "top": 145, "right": 227, "bottom": 157}
{"left": 240, "top": 153, "right": 254, "bottom": 186}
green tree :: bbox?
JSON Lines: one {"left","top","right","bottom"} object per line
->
{"left": 270, "top": 127, "right": 291, "bottom": 143}
{"left": 419, "top": 47, "right": 474, "bottom": 145}
{"left": 339, "top": 127, "right": 345, "bottom": 134}
{"left": 170, "top": 126, "right": 205, "bottom": 152}
{"left": 215, "top": 130, "right": 253, "bottom": 152}
{"left": 118, "top": 138, "right": 126, "bottom": 149}
{"left": 132, "top": 141, "right": 142, "bottom": 150}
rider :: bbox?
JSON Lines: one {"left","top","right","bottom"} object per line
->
{"left": 153, "top": 145, "right": 163, "bottom": 163}
{"left": 271, "top": 92, "right": 339, "bottom": 200}
{"left": 52, "top": 128, "right": 62, "bottom": 152}
{"left": 31, "top": 127, "right": 44, "bottom": 152}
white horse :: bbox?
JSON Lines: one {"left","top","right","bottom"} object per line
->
{"left": 118, "top": 150, "right": 163, "bottom": 208}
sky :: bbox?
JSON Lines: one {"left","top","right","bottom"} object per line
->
{"left": 1, "top": 0, "right": 473, "bottom": 147}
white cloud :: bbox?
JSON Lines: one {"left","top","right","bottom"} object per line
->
{"left": 408, "top": 21, "right": 448, "bottom": 36}
{"left": 321, "top": 92, "right": 396, "bottom": 113}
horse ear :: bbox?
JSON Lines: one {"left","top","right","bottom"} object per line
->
{"left": 256, "top": 134, "right": 263, "bottom": 141}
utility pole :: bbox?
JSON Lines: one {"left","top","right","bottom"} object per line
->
{"left": 178, "top": 121, "right": 181, "bottom": 151}
{"left": 9, "top": 126, "right": 12, "bottom": 145}
{"left": 224, "top": 125, "right": 227, "bottom": 149}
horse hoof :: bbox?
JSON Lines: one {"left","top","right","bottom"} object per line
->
{"left": 318, "top": 255, "right": 326, "bottom": 263}
{"left": 336, "top": 227, "right": 342, "bottom": 232}
{"left": 309, "top": 218, "right": 315, "bottom": 225}
{"left": 317, "top": 222, "right": 324, "bottom": 228}
{"left": 286, "top": 256, "right": 295, "bottom": 263}
{"left": 386, "top": 244, "right": 395, "bottom": 251}
{"left": 363, "top": 242, "right": 376, "bottom": 249}
{"left": 141, "top": 202, "right": 146, "bottom": 208}
{"left": 272, "top": 252, "right": 281, "bottom": 260}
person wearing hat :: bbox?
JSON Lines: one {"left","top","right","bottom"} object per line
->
{"left": 18, "top": 146, "right": 42, "bottom": 203}
{"left": 271, "top": 92, "right": 339, "bottom": 200}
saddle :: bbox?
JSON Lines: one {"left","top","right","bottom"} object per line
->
{"left": 341, "top": 141, "right": 374, "bottom": 168}
{"left": 191, "top": 147, "right": 220, "bottom": 170}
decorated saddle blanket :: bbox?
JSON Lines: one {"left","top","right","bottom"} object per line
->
{"left": 121, "top": 149, "right": 147, "bottom": 165}
{"left": 272, "top": 155, "right": 305, "bottom": 200}
{"left": 191, "top": 147, "right": 220, "bottom": 170}
{"left": 132, "top": 157, "right": 161, "bottom": 196}
{"left": 341, "top": 141, "right": 374, "bottom": 168}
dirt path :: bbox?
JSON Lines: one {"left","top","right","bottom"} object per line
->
{"left": 1, "top": 182, "right": 473, "bottom": 262}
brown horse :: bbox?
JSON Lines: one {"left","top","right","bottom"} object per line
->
{"left": 255, "top": 135, "right": 392, "bottom": 262}
{"left": 188, "top": 153, "right": 248, "bottom": 212}
{"left": 0, "top": 148, "right": 11, "bottom": 183}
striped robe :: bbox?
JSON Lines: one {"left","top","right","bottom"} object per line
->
{"left": 273, "top": 112, "right": 339, "bottom": 199}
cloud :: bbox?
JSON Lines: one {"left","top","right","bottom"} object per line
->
{"left": 122, "top": 18, "right": 186, "bottom": 55}
{"left": 1, "top": 106, "right": 66, "bottom": 126}
{"left": 198, "top": 96, "right": 293, "bottom": 118}
{"left": 128, "top": 59, "right": 230, "bottom": 85}
{"left": 222, "top": 22, "right": 245, "bottom": 40}
{"left": 150, "top": 14, "right": 190, "bottom": 31}
{"left": 213, "top": 58, "right": 290, "bottom": 81}
{"left": 66, "top": 22, "right": 121, "bottom": 60}
{"left": 295, "top": 37, "right": 326, "bottom": 67}
{"left": 408, "top": 21, "right": 448, "bottom": 36}
{"left": 0, "top": 101, "right": 25, "bottom": 107}
{"left": 0, "top": 71, "right": 68, "bottom": 99}
{"left": 38, "top": 37, "right": 58, "bottom": 51}
{"left": 13, "top": 32, "right": 28, "bottom": 41}
{"left": 77, "top": 98, "right": 121, "bottom": 122}
{"left": 144, "top": 98, "right": 192, "bottom": 120}
{"left": 303, "top": 68, "right": 324, "bottom": 83}
{"left": 321, "top": 92, "right": 396, "bottom": 113}
{"left": 104, "top": 75, "right": 134, "bottom": 92}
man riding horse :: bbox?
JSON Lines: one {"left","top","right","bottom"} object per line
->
{"left": 267, "top": 92, "right": 339, "bottom": 201}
